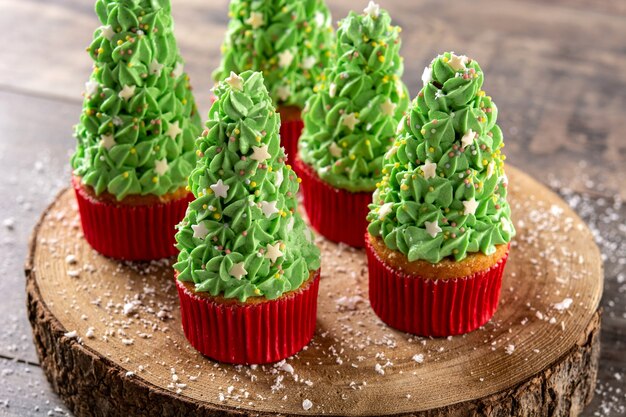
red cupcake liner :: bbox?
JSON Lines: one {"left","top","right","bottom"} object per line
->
{"left": 176, "top": 270, "right": 320, "bottom": 364}
{"left": 295, "top": 158, "right": 371, "bottom": 248}
{"left": 366, "top": 236, "right": 509, "bottom": 337}
{"left": 280, "top": 118, "right": 304, "bottom": 164}
{"left": 72, "top": 177, "right": 193, "bottom": 261}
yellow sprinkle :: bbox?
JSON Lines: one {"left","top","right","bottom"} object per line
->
{"left": 182, "top": 99, "right": 187, "bottom": 105}
{"left": 213, "top": 213, "right": 221, "bottom": 220}
{"left": 428, "top": 186, "right": 434, "bottom": 192}
{"left": 349, "top": 154, "right": 356, "bottom": 160}
{"left": 378, "top": 55, "right": 385, "bottom": 63}
{"left": 297, "top": 178, "right": 302, "bottom": 183}
{"left": 196, "top": 150, "right": 202, "bottom": 156}
{"left": 443, "top": 57, "right": 449, "bottom": 63}
{"left": 420, "top": 129, "right": 426, "bottom": 135}
{"left": 202, "top": 204, "right": 208, "bottom": 209}
{"left": 234, "top": 128, "right": 240, "bottom": 135}
{"left": 477, "top": 90, "right": 486, "bottom": 97}
{"left": 250, "top": 181, "right": 257, "bottom": 187}
{"left": 444, "top": 208, "right": 450, "bottom": 213}
{"left": 394, "top": 162, "right": 400, "bottom": 168}
{"left": 482, "top": 159, "right": 488, "bottom": 166}
{"left": 130, "top": 147, "right": 136, "bottom": 154}
{"left": 185, "top": 185, "right": 191, "bottom": 191}
{"left": 152, "top": 177, "right": 158, "bottom": 183}
{"left": 429, "top": 147, "right": 435, "bottom": 153}
{"left": 254, "top": 190, "right": 260, "bottom": 196}
{"left": 268, "top": 166, "right": 273, "bottom": 172}
{"left": 123, "top": 172, "right": 129, "bottom": 178}
{"left": 117, "top": 40, "right": 123, "bottom": 46}
{"left": 400, "top": 184, "right": 409, "bottom": 191}
{"left": 286, "top": 164, "right": 292, "bottom": 170}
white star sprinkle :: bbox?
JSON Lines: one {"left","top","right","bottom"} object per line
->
{"left": 250, "top": 144, "right": 271, "bottom": 162}
{"left": 487, "top": 160, "right": 495, "bottom": 178}
{"left": 328, "top": 83, "right": 337, "bottom": 98}
{"left": 378, "top": 202, "right": 393, "bottom": 220}
{"left": 461, "top": 129, "right": 477, "bottom": 150}
{"left": 302, "top": 56, "right": 317, "bottom": 70}
{"left": 210, "top": 179, "right": 229, "bottom": 199}
{"left": 385, "top": 145, "right": 398, "bottom": 159}
{"left": 154, "top": 159, "right": 169, "bottom": 176}
{"left": 363, "top": 1, "right": 380, "bottom": 18}
{"left": 99, "top": 25, "right": 115, "bottom": 40}
{"left": 166, "top": 121, "right": 182, "bottom": 140}
{"left": 275, "top": 169, "right": 284, "bottom": 188}
{"left": 229, "top": 262, "right": 248, "bottom": 280}
{"left": 85, "top": 80, "right": 100, "bottom": 97}
{"left": 425, "top": 221, "right": 442, "bottom": 238}
{"left": 500, "top": 217, "right": 511, "bottom": 233}
{"left": 315, "top": 11, "right": 325, "bottom": 27}
{"left": 118, "top": 85, "right": 136, "bottom": 101}
{"left": 287, "top": 216, "right": 295, "bottom": 232}
{"left": 260, "top": 201, "right": 279, "bottom": 218}
{"left": 463, "top": 198, "right": 479, "bottom": 216}
{"left": 149, "top": 60, "right": 164, "bottom": 75}
{"left": 380, "top": 99, "right": 397, "bottom": 117}
{"left": 225, "top": 71, "right": 244, "bottom": 91}
{"left": 246, "top": 12, "right": 264, "bottom": 29}
{"left": 278, "top": 50, "right": 294, "bottom": 68}
{"left": 265, "top": 242, "right": 283, "bottom": 263}
{"left": 100, "top": 134, "right": 116, "bottom": 150}
{"left": 191, "top": 222, "right": 209, "bottom": 239}
{"left": 421, "top": 160, "right": 437, "bottom": 179}
{"left": 421, "top": 66, "right": 432, "bottom": 86}
{"left": 342, "top": 112, "right": 360, "bottom": 131}
{"left": 448, "top": 54, "right": 468, "bottom": 71}
{"left": 172, "top": 62, "right": 184, "bottom": 78}
{"left": 329, "top": 142, "right": 343, "bottom": 158}
{"left": 276, "top": 85, "right": 290, "bottom": 101}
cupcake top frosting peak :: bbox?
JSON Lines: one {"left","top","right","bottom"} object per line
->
{"left": 174, "top": 70, "right": 320, "bottom": 303}
{"left": 212, "top": 0, "right": 335, "bottom": 109}
{"left": 298, "top": 5, "right": 409, "bottom": 192}
{"left": 367, "top": 52, "right": 515, "bottom": 263}
{"left": 71, "top": 0, "right": 202, "bottom": 201}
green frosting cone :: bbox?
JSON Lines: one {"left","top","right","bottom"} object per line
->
{"left": 212, "top": 0, "right": 335, "bottom": 109}
{"left": 298, "top": 3, "right": 409, "bottom": 192}
{"left": 71, "top": 0, "right": 203, "bottom": 201}
{"left": 174, "top": 71, "right": 321, "bottom": 302}
{"left": 367, "top": 52, "right": 515, "bottom": 263}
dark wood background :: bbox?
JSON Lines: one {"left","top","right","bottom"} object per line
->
{"left": 0, "top": 0, "right": 624, "bottom": 415}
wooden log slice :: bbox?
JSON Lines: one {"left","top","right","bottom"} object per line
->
{"left": 26, "top": 166, "right": 603, "bottom": 417}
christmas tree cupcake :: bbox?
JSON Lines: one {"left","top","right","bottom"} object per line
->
{"left": 296, "top": 2, "right": 409, "bottom": 247}
{"left": 366, "top": 52, "right": 515, "bottom": 337}
{"left": 174, "top": 71, "right": 321, "bottom": 364}
{"left": 71, "top": 0, "right": 202, "bottom": 260}
{"left": 212, "top": 0, "right": 335, "bottom": 161}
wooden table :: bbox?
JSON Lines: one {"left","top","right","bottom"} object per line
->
{"left": 0, "top": 0, "right": 624, "bottom": 415}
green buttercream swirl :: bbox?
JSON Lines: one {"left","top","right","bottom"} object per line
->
{"left": 212, "top": 0, "right": 335, "bottom": 109}
{"left": 174, "top": 71, "right": 321, "bottom": 302}
{"left": 367, "top": 52, "right": 515, "bottom": 263}
{"left": 71, "top": 0, "right": 202, "bottom": 201}
{"left": 298, "top": 7, "right": 409, "bottom": 192}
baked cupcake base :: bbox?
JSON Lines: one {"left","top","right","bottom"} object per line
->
{"left": 366, "top": 233, "right": 509, "bottom": 337}
{"left": 295, "top": 158, "right": 371, "bottom": 248}
{"left": 277, "top": 105, "right": 303, "bottom": 163}
{"left": 176, "top": 269, "right": 320, "bottom": 365}
{"left": 72, "top": 176, "right": 192, "bottom": 261}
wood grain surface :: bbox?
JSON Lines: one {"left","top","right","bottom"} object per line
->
{"left": 26, "top": 166, "right": 602, "bottom": 416}
{"left": 0, "top": 0, "right": 624, "bottom": 416}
